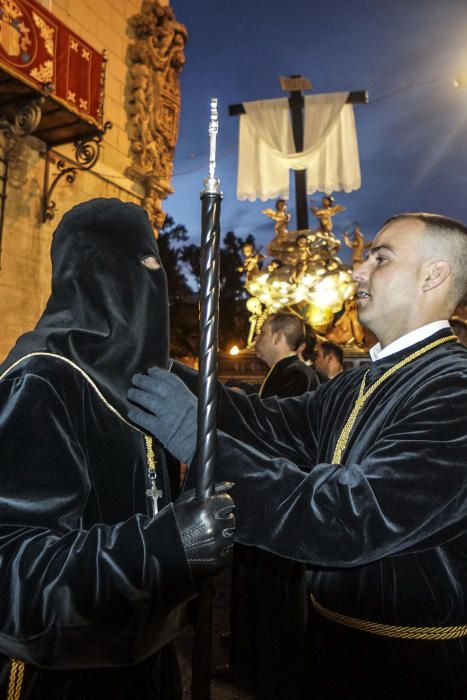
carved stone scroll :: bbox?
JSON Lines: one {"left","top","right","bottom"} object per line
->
{"left": 127, "top": 1, "right": 187, "bottom": 232}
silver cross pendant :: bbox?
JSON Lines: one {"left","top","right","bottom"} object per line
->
{"left": 146, "top": 478, "right": 163, "bottom": 516}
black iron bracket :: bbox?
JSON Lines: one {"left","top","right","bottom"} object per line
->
{"left": 42, "top": 121, "right": 112, "bottom": 222}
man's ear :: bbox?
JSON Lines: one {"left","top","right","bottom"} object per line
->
{"left": 421, "top": 260, "right": 451, "bottom": 292}
{"left": 272, "top": 330, "right": 284, "bottom": 346}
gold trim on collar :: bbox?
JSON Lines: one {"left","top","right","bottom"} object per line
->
{"left": 0, "top": 351, "right": 159, "bottom": 510}
{"left": 0, "top": 352, "right": 143, "bottom": 435}
{"left": 1, "top": 354, "right": 161, "bottom": 691}
{"left": 331, "top": 335, "right": 457, "bottom": 464}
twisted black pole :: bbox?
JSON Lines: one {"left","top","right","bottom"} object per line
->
{"left": 192, "top": 98, "right": 223, "bottom": 700}
{"left": 197, "top": 192, "right": 222, "bottom": 499}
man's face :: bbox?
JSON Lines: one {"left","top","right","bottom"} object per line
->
{"left": 255, "top": 321, "right": 276, "bottom": 367}
{"left": 352, "top": 218, "right": 425, "bottom": 346}
{"left": 314, "top": 344, "right": 328, "bottom": 376}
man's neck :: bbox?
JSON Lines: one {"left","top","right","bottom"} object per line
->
{"left": 328, "top": 366, "right": 343, "bottom": 379}
{"left": 370, "top": 320, "right": 451, "bottom": 361}
{"left": 268, "top": 350, "right": 296, "bottom": 369}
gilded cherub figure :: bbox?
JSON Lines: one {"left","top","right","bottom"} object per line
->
{"left": 293, "top": 234, "right": 313, "bottom": 281}
{"left": 238, "top": 242, "right": 265, "bottom": 280}
{"left": 311, "top": 195, "right": 346, "bottom": 234}
{"left": 343, "top": 225, "right": 369, "bottom": 267}
{"left": 262, "top": 198, "right": 291, "bottom": 240}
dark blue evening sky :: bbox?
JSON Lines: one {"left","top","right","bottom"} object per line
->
{"left": 168, "top": 0, "right": 467, "bottom": 259}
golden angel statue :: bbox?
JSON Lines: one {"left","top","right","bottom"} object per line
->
{"left": 311, "top": 196, "right": 345, "bottom": 234}
{"left": 238, "top": 242, "right": 265, "bottom": 281}
{"left": 343, "top": 226, "right": 371, "bottom": 267}
{"left": 262, "top": 198, "right": 291, "bottom": 240}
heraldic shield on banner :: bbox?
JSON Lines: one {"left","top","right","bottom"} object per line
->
{"left": 0, "top": 0, "right": 105, "bottom": 130}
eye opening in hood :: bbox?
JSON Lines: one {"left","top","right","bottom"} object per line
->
{"left": 141, "top": 255, "right": 161, "bottom": 270}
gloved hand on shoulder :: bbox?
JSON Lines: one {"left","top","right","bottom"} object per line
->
{"left": 174, "top": 482, "right": 236, "bottom": 577}
{"left": 128, "top": 366, "right": 198, "bottom": 464}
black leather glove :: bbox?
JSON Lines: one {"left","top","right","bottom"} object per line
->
{"left": 174, "top": 483, "right": 236, "bottom": 577}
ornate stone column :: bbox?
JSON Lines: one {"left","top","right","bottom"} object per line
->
{"left": 127, "top": 1, "right": 187, "bottom": 232}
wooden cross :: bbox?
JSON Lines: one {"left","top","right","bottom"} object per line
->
{"left": 229, "top": 75, "right": 368, "bottom": 230}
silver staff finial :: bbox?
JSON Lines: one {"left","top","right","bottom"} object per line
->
{"left": 203, "top": 97, "right": 221, "bottom": 194}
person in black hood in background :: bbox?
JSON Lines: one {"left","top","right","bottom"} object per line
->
{"left": 0, "top": 198, "right": 235, "bottom": 700}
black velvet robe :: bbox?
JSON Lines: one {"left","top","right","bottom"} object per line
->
{"left": 173, "top": 330, "right": 467, "bottom": 698}
{"left": 229, "top": 354, "right": 317, "bottom": 698}
{"left": 0, "top": 199, "right": 197, "bottom": 699}
{"left": 258, "top": 354, "right": 320, "bottom": 398}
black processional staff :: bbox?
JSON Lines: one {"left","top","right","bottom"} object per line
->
{"left": 191, "top": 97, "right": 223, "bottom": 700}
{"left": 197, "top": 96, "right": 222, "bottom": 501}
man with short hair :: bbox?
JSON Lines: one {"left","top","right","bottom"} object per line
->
{"left": 314, "top": 340, "right": 344, "bottom": 380}
{"left": 223, "top": 311, "right": 318, "bottom": 698}
{"left": 129, "top": 212, "right": 467, "bottom": 697}
{"left": 255, "top": 311, "right": 319, "bottom": 397}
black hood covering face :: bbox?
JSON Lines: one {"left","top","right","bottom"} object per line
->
{"left": 1, "top": 198, "right": 169, "bottom": 415}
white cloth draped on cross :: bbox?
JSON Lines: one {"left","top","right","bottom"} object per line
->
{"left": 237, "top": 92, "right": 361, "bottom": 201}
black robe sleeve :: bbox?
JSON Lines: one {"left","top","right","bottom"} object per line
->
{"left": 174, "top": 361, "right": 467, "bottom": 569}
{"left": 172, "top": 360, "right": 317, "bottom": 465}
{"left": 0, "top": 372, "right": 197, "bottom": 669}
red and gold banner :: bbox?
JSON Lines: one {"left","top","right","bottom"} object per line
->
{"left": 0, "top": 0, "right": 105, "bottom": 129}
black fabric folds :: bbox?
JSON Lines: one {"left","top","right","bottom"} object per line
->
{"left": 0, "top": 197, "right": 169, "bottom": 415}
{"left": 173, "top": 331, "right": 467, "bottom": 695}
{"left": 228, "top": 353, "right": 313, "bottom": 698}
{"left": 0, "top": 199, "right": 195, "bottom": 699}
{"left": 259, "top": 354, "right": 319, "bottom": 398}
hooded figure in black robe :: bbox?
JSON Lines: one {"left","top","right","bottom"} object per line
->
{"left": 0, "top": 198, "right": 203, "bottom": 699}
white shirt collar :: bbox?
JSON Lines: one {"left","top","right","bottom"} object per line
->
{"left": 369, "top": 321, "right": 451, "bottom": 361}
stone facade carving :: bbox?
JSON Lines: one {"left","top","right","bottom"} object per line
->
{"left": 127, "top": 1, "right": 187, "bottom": 232}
